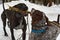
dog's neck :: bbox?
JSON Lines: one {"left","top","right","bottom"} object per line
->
{"left": 8, "top": 6, "right": 28, "bottom": 16}
{"left": 8, "top": 6, "right": 22, "bottom": 13}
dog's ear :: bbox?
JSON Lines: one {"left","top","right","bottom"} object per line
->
{"left": 31, "top": 8, "right": 35, "bottom": 14}
{"left": 7, "top": 4, "right": 12, "bottom": 10}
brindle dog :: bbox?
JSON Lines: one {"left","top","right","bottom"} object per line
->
{"left": 1, "top": 3, "right": 28, "bottom": 40}
{"left": 29, "top": 8, "right": 59, "bottom": 40}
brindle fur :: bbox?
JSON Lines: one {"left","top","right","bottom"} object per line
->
{"left": 29, "top": 8, "right": 60, "bottom": 40}
{"left": 1, "top": 3, "right": 28, "bottom": 40}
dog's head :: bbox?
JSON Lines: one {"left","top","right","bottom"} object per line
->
{"left": 13, "top": 3, "right": 28, "bottom": 11}
{"left": 13, "top": 3, "right": 28, "bottom": 16}
{"left": 30, "top": 8, "right": 50, "bottom": 29}
{"left": 31, "top": 8, "right": 43, "bottom": 25}
{"left": 8, "top": 3, "right": 28, "bottom": 16}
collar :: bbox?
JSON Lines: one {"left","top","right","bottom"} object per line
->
{"left": 32, "top": 29, "right": 46, "bottom": 33}
{"left": 32, "top": 26, "right": 48, "bottom": 35}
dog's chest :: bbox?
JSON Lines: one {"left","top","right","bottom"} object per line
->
{"left": 15, "top": 13, "right": 26, "bottom": 29}
{"left": 8, "top": 11, "right": 23, "bottom": 29}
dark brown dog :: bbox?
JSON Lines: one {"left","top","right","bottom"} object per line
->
{"left": 1, "top": 3, "right": 28, "bottom": 40}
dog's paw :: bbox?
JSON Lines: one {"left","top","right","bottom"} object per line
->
{"left": 4, "top": 34, "right": 8, "bottom": 36}
{"left": 12, "top": 38, "right": 15, "bottom": 40}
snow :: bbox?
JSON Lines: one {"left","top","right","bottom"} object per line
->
{"left": 56, "top": 34, "right": 60, "bottom": 40}
{"left": 0, "top": 0, "right": 60, "bottom": 40}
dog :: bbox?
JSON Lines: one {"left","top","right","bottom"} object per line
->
{"left": 1, "top": 3, "right": 28, "bottom": 40}
{"left": 29, "top": 8, "right": 60, "bottom": 40}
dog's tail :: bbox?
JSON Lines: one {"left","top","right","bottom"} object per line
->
{"left": 2, "top": 0, "right": 5, "bottom": 11}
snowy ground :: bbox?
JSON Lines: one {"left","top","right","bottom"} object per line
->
{"left": 0, "top": 0, "right": 60, "bottom": 40}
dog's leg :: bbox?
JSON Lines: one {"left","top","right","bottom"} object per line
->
{"left": 22, "top": 28, "right": 26, "bottom": 40}
{"left": 3, "top": 22, "right": 8, "bottom": 36}
{"left": 22, "top": 18, "right": 26, "bottom": 40}
{"left": 3, "top": 21, "right": 8, "bottom": 36}
{"left": 10, "top": 28, "right": 15, "bottom": 40}
{"left": 1, "top": 13, "right": 8, "bottom": 36}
